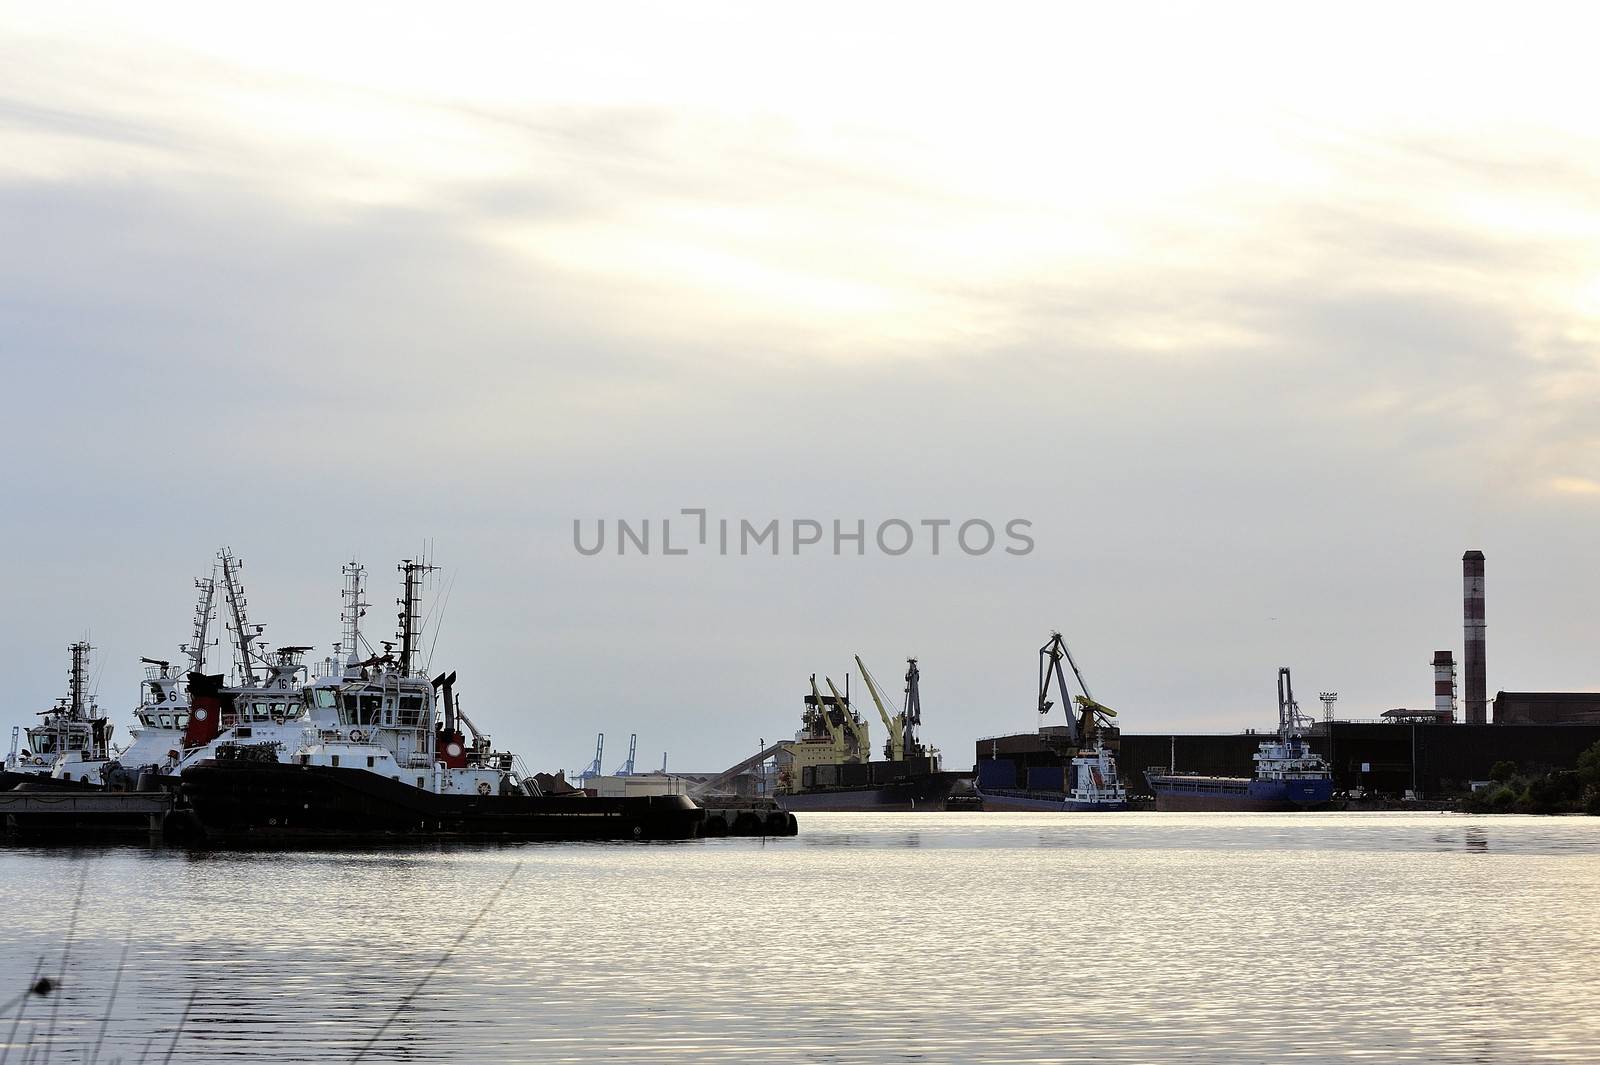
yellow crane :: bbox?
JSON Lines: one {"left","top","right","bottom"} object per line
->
{"left": 854, "top": 654, "right": 904, "bottom": 761}
{"left": 1038, "top": 631, "right": 1117, "bottom": 747}
{"left": 825, "top": 676, "right": 872, "bottom": 759}
{"left": 808, "top": 674, "right": 848, "bottom": 751}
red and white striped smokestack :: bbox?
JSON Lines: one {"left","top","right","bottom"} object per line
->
{"left": 1432, "top": 650, "right": 1456, "bottom": 721}
{"left": 1463, "top": 550, "right": 1486, "bottom": 724}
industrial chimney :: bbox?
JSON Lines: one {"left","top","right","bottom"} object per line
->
{"left": 1462, "top": 551, "right": 1486, "bottom": 724}
{"left": 1432, "top": 650, "right": 1456, "bottom": 721}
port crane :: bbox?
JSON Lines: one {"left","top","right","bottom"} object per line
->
{"left": 1278, "top": 668, "right": 1316, "bottom": 735}
{"left": 808, "top": 675, "right": 850, "bottom": 751}
{"left": 855, "top": 655, "right": 904, "bottom": 760}
{"left": 612, "top": 733, "right": 638, "bottom": 776}
{"left": 824, "top": 677, "right": 871, "bottom": 758}
{"left": 901, "top": 658, "right": 925, "bottom": 759}
{"left": 584, "top": 732, "right": 604, "bottom": 780}
{"left": 1037, "top": 631, "right": 1116, "bottom": 747}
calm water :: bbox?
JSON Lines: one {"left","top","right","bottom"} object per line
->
{"left": 3, "top": 812, "right": 1598, "bottom": 1063}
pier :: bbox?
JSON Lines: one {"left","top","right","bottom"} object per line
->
{"left": 0, "top": 790, "right": 175, "bottom": 839}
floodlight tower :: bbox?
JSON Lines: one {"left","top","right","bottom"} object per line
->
{"left": 1319, "top": 692, "right": 1338, "bottom": 724}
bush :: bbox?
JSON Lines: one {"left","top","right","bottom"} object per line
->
{"left": 1526, "top": 771, "right": 1582, "bottom": 814}
{"left": 1490, "top": 760, "right": 1519, "bottom": 783}
{"left": 1577, "top": 742, "right": 1600, "bottom": 789}
{"left": 1488, "top": 786, "right": 1519, "bottom": 811}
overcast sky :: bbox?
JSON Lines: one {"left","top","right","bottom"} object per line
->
{"left": 2, "top": 2, "right": 1597, "bottom": 771}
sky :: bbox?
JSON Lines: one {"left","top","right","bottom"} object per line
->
{"left": 1, "top": 2, "right": 1597, "bottom": 772}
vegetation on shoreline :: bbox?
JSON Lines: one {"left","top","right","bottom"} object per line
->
{"left": 1460, "top": 741, "right": 1600, "bottom": 815}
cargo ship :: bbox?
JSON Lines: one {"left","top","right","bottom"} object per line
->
{"left": 773, "top": 657, "right": 963, "bottom": 810}
{"left": 974, "top": 632, "right": 1130, "bottom": 811}
{"left": 1145, "top": 667, "right": 1334, "bottom": 811}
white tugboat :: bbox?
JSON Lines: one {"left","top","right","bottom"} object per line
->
{"left": 109, "top": 568, "right": 219, "bottom": 784}
{"left": 178, "top": 559, "right": 704, "bottom": 841}
{"left": 3, "top": 642, "right": 117, "bottom": 788}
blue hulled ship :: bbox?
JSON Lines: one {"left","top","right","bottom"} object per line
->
{"left": 1146, "top": 667, "right": 1334, "bottom": 811}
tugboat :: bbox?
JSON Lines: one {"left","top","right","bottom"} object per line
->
{"left": 772, "top": 657, "right": 963, "bottom": 811}
{"left": 178, "top": 560, "right": 704, "bottom": 842}
{"left": 110, "top": 549, "right": 330, "bottom": 786}
{"left": 3, "top": 642, "right": 117, "bottom": 789}
{"left": 107, "top": 568, "right": 220, "bottom": 786}
{"left": 1145, "top": 667, "right": 1334, "bottom": 811}
{"left": 974, "top": 632, "right": 1130, "bottom": 811}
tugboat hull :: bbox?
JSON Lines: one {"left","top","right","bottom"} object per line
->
{"left": 181, "top": 761, "right": 705, "bottom": 843}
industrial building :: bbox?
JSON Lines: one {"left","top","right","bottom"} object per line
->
{"left": 1493, "top": 692, "right": 1600, "bottom": 726}
{"left": 975, "top": 548, "right": 1600, "bottom": 799}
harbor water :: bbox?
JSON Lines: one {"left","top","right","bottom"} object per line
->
{"left": 4, "top": 812, "right": 1598, "bottom": 1063}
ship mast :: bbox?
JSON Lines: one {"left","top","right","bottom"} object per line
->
{"left": 68, "top": 640, "right": 90, "bottom": 721}
{"left": 184, "top": 568, "right": 218, "bottom": 674}
{"left": 340, "top": 559, "right": 368, "bottom": 671}
{"left": 395, "top": 558, "right": 436, "bottom": 677}
{"left": 218, "top": 547, "right": 262, "bottom": 685}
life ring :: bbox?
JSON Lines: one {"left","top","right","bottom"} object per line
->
{"left": 477, "top": 781, "right": 492, "bottom": 796}
{"left": 349, "top": 729, "right": 364, "bottom": 742}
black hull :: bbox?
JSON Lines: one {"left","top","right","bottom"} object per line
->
{"left": 778, "top": 772, "right": 965, "bottom": 811}
{"left": 181, "top": 762, "right": 706, "bottom": 843}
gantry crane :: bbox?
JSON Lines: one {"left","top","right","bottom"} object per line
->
{"left": 612, "top": 732, "right": 638, "bottom": 776}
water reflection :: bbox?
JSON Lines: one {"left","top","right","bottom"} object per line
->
{"left": 2, "top": 813, "right": 1598, "bottom": 1063}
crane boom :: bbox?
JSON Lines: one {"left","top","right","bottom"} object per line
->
{"left": 902, "top": 658, "right": 924, "bottom": 758}
{"left": 1039, "top": 631, "right": 1118, "bottom": 748}
{"left": 1058, "top": 639, "right": 1094, "bottom": 705}
{"left": 854, "top": 655, "right": 903, "bottom": 761}
{"left": 809, "top": 675, "right": 847, "bottom": 747}
{"left": 825, "top": 677, "right": 871, "bottom": 757}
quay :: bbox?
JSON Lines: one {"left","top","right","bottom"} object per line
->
{"left": 0, "top": 790, "right": 175, "bottom": 839}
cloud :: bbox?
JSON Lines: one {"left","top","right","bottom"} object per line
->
{"left": 5, "top": 4, "right": 1600, "bottom": 767}
{"left": 1547, "top": 476, "right": 1600, "bottom": 497}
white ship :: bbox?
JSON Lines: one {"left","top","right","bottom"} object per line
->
{"left": 3, "top": 641, "right": 116, "bottom": 787}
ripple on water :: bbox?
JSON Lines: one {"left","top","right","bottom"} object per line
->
{"left": 2, "top": 812, "right": 1598, "bottom": 1063}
